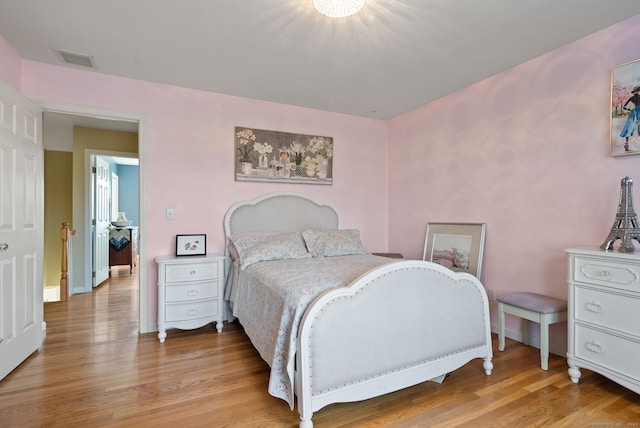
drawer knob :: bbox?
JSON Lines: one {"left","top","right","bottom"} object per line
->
{"left": 190, "top": 270, "right": 196, "bottom": 275}
{"left": 187, "top": 309, "right": 198, "bottom": 317}
{"left": 187, "top": 289, "right": 198, "bottom": 297}
{"left": 600, "top": 270, "right": 612, "bottom": 279}
{"left": 585, "top": 301, "right": 604, "bottom": 313}
{"left": 585, "top": 340, "right": 604, "bottom": 354}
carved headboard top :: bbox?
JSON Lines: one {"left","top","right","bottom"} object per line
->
{"left": 223, "top": 192, "right": 341, "bottom": 238}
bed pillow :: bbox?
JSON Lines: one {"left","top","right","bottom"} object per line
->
{"left": 229, "top": 232, "right": 310, "bottom": 269}
{"left": 227, "top": 231, "right": 279, "bottom": 264}
{"left": 302, "top": 229, "right": 369, "bottom": 258}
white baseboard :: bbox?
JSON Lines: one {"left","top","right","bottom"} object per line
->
{"left": 144, "top": 322, "right": 157, "bottom": 334}
{"left": 43, "top": 286, "right": 59, "bottom": 302}
{"left": 490, "top": 323, "right": 567, "bottom": 358}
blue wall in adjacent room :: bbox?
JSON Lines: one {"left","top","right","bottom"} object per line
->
{"left": 118, "top": 164, "right": 139, "bottom": 226}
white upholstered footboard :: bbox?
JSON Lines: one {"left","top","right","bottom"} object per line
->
{"left": 295, "top": 260, "right": 493, "bottom": 428}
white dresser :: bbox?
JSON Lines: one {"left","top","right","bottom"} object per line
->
{"left": 156, "top": 253, "right": 225, "bottom": 343}
{"left": 566, "top": 248, "right": 640, "bottom": 394}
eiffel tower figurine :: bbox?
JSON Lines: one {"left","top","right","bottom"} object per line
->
{"left": 601, "top": 176, "right": 640, "bottom": 252}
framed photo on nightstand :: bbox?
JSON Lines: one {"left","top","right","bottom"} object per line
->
{"left": 176, "top": 234, "right": 206, "bottom": 256}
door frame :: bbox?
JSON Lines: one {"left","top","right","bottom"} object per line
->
{"left": 85, "top": 150, "right": 136, "bottom": 291}
{"left": 39, "top": 101, "right": 150, "bottom": 334}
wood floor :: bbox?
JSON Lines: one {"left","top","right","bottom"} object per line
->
{"left": 0, "top": 268, "right": 638, "bottom": 427}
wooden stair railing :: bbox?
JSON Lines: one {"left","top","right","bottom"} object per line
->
{"left": 59, "top": 222, "right": 72, "bottom": 302}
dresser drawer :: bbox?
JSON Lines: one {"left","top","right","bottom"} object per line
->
{"left": 573, "top": 256, "right": 640, "bottom": 292}
{"left": 165, "top": 281, "right": 219, "bottom": 303}
{"left": 164, "top": 261, "right": 220, "bottom": 283}
{"left": 165, "top": 299, "right": 218, "bottom": 322}
{"left": 575, "top": 286, "right": 640, "bottom": 337}
{"left": 575, "top": 324, "right": 640, "bottom": 381}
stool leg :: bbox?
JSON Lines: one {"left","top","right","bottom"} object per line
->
{"left": 498, "top": 302, "right": 505, "bottom": 351}
{"left": 540, "top": 316, "right": 549, "bottom": 370}
{"left": 522, "top": 319, "right": 530, "bottom": 346}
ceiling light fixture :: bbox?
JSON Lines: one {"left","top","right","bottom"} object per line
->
{"left": 312, "top": 0, "right": 367, "bottom": 18}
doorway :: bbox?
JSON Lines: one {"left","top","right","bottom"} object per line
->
{"left": 93, "top": 153, "right": 140, "bottom": 288}
{"left": 41, "top": 104, "right": 149, "bottom": 334}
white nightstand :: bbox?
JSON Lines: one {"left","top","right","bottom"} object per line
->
{"left": 155, "top": 253, "right": 225, "bottom": 343}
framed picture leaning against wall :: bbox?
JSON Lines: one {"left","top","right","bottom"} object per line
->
{"left": 423, "top": 223, "right": 486, "bottom": 278}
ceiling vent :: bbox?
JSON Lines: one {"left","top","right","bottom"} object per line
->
{"left": 55, "top": 49, "right": 96, "bottom": 68}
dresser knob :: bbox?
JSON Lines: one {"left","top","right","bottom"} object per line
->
{"left": 190, "top": 270, "right": 196, "bottom": 275}
{"left": 187, "top": 309, "right": 198, "bottom": 317}
{"left": 187, "top": 289, "right": 198, "bottom": 297}
{"left": 585, "top": 301, "right": 604, "bottom": 313}
{"left": 600, "top": 270, "right": 612, "bottom": 279}
{"left": 586, "top": 340, "right": 604, "bottom": 354}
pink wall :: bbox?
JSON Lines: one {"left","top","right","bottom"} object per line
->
{"left": 388, "top": 15, "right": 640, "bottom": 343}
{"left": 0, "top": 36, "right": 21, "bottom": 90}
{"left": 4, "top": 14, "right": 640, "bottom": 340}
{"left": 16, "top": 60, "right": 389, "bottom": 326}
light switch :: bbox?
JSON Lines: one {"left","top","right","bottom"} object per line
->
{"left": 166, "top": 208, "right": 175, "bottom": 220}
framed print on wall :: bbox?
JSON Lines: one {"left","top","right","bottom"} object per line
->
{"left": 234, "top": 126, "right": 333, "bottom": 184}
{"left": 611, "top": 58, "right": 640, "bottom": 156}
{"left": 423, "top": 223, "right": 486, "bottom": 278}
{"left": 176, "top": 234, "right": 206, "bottom": 256}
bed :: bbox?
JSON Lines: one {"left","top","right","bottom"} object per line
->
{"left": 223, "top": 192, "right": 493, "bottom": 428}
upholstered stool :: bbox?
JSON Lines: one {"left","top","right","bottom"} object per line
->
{"left": 498, "top": 292, "right": 567, "bottom": 370}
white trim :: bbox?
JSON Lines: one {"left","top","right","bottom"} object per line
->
{"left": 490, "top": 323, "right": 568, "bottom": 358}
{"left": 38, "top": 101, "right": 150, "bottom": 334}
{"left": 111, "top": 172, "right": 119, "bottom": 221}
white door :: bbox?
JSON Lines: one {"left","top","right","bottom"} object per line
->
{"left": 111, "top": 172, "right": 119, "bottom": 221}
{"left": 0, "top": 79, "right": 44, "bottom": 381}
{"left": 93, "top": 156, "right": 110, "bottom": 287}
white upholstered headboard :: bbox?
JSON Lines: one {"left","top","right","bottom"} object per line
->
{"left": 224, "top": 192, "right": 341, "bottom": 238}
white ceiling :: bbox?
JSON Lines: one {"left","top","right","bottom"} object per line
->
{"left": 2, "top": 1, "right": 640, "bottom": 120}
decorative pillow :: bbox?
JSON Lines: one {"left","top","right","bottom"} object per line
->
{"left": 228, "top": 231, "right": 280, "bottom": 264}
{"left": 229, "top": 232, "right": 310, "bottom": 269}
{"left": 302, "top": 229, "right": 369, "bottom": 258}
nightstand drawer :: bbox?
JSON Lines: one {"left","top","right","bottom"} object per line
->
{"left": 575, "top": 286, "right": 640, "bottom": 336}
{"left": 165, "top": 262, "right": 219, "bottom": 283}
{"left": 575, "top": 324, "right": 640, "bottom": 380}
{"left": 165, "top": 300, "right": 218, "bottom": 322}
{"left": 165, "top": 281, "right": 219, "bottom": 303}
{"left": 573, "top": 256, "right": 640, "bottom": 292}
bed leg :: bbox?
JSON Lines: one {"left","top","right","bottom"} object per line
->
{"left": 483, "top": 358, "right": 493, "bottom": 375}
{"left": 299, "top": 417, "right": 313, "bottom": 428}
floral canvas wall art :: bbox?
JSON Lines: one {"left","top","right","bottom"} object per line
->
{"left": 234, "top": 127, "right": 333, "bottom": 184}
